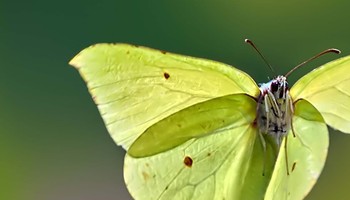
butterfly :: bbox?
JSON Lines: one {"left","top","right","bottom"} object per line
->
{"left": 70, "top": 41, "right": 350, "bottom": 200}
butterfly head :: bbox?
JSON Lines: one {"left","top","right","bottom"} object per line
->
{"left": 259, "top": 75, "right": 289, "bottom": 99}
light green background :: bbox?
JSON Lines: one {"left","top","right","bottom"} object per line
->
{"left": 1, "top": 1, "right": 350, "bottom": 199}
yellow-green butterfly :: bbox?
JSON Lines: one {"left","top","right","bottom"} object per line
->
{"left": 70, "top": 41, "right": 350, "bottom": 200}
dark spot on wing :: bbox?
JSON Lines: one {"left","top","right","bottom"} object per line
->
{"left": 142, "top": 171, "right": 150, "bottom": 181}
{"left": 164, "top": 72, "right": 170, "bottom": 79}
{"left": 207, "top": 152, "right": 211, "bottom": 157}
{"left": 184, "top": 156, "right": 193, "bottom": 167}
{"left": 291, "top": 162, "right": 296, "bottom": 172}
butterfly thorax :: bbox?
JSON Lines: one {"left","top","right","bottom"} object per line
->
{"left": 256, "top": 75, "right": 293, "bottom": 148}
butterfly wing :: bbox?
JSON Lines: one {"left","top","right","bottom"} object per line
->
{"left": 69, "top": 44, "right": 259, "bottom": 150}
{"left": 124, "top": 94, "right": 276, "bottom": 200}
{"left": 128, "top": 94, "right": 255, "bottom": 158}
{"left": 290, "top": 55, "right": 350, "bottom": 133}
{"left": 264, "top": 99, "right": 328, "bottom": 200}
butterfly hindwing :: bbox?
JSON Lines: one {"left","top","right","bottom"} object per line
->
{"left": 125, "top": 126, "right": 254, "bottom": 200}
{"left": 124, "top": 95, "right": 276, "bottom": 200}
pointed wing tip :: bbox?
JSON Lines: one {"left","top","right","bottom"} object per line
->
{"left": 69, "top": 43, "right": 133, "bottom": 69}
{"left": 68, "top": 44, "right": 100, "bottom": 69}
{"left": 68, "top": 56, "right": 80, "bottom": 69}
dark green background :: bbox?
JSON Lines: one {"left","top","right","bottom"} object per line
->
{"left": 1, "top": 1, "right": 350, "bottom": 199}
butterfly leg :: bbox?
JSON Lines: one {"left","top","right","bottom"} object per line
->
{"left": 291, "top": 119, "right": 297, "bottom": 138}
{"left": 284, "top": 134, "right": 290, "bottom": 175}
{"left": 264, "top": 95, "right": 270, "bottom": 133}
{"left": 258, "top": 131, "right": 267, "bottom": 176}
{"left": 286, "top": 91, "right": 296, "bottom": 138}
{"left": 267, "top": 90, "right": 281, "bottom": 117}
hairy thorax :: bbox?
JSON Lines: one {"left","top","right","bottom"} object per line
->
{"left": 256, "top": 75, "right": 294, "bottom": 148}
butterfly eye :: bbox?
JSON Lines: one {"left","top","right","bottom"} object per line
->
{"left": 270, "top": 81, "right": 279, "bottom": 92}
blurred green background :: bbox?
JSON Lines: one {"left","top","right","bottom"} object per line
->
{"left": 1, "top": 0, "right": 350, "bottom": 199}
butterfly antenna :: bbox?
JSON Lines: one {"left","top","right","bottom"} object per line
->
{"left": 245, "top": 39, "right": 275, "bottom": 74}
{"left": 285, "top": 48, "right": 341, "bottom": 78}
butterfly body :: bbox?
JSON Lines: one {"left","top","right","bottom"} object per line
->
{"left": 257, "top": 75, "right": 293, "bottom": 148}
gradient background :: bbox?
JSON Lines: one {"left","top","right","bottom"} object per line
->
{"left": 1, "top": 1, "right": 350, "bottom": 200}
